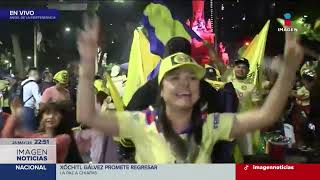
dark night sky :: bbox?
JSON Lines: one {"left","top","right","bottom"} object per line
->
{"left": 0, "top": 0, "right": 319, "bottom": 73}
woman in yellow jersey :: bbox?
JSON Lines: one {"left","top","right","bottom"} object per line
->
{"left": 76, "top": 16, "right": 304, "bottom": 163}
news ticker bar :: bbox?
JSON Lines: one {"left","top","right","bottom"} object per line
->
{"left": 0, "top": 164, "right": 320, "bottom": 180}
{"left": 56, "top": 164, "right": 235, "bottom": 180}
{"left": 0, "top": 139, "right": 319, "bottom": 180}
{"left": 0, "top": 9, "right": 59, "bottom": 20}
{"left": 0, "top": 164, "right": 234, "bottom": 180}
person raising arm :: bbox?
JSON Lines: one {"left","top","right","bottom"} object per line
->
{"left": 76, "top": 16, "right": 303, "bottom": 163}
{"left": 76, "top": 16, "right": 119, "bottom": 136}
{"left": 231, "top": 32, "right": 304, "bottom": 137}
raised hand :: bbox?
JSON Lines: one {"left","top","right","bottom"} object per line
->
{"left": 283, "top": 31, "right": 304, "bottom": 72}
{"left": 203, "top": 40, "right": 219, "bottom": 60}
{"left": 77, "top": 14, "right": 100, "bottom": 67}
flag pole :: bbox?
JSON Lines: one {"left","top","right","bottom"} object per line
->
{"left": 33, "top": 22, "right": 38, "bottom": 68}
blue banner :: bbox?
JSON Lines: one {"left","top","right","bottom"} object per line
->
{"left": 0, "top": 9, "right": 59, "bottom": 20}
{"left": 0, "top": 164, "right": 56, "bottom": 180}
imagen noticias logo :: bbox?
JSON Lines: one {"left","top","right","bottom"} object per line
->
{"left": 278, "top": 13, "right": 298, "bottom": 32}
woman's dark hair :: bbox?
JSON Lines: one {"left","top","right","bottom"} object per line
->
{"left": 96, "top": 91, "right": 108, "bottom": 106}
{"left": 38, "top": 102, "right": 83, "bottom": 163}
{"left": 94, "top": 75, "right": 101, "bottom": 80}
{"left": 156, "top": 83, "right": 203, "bottom": 162}
{"left": 163, "top": 37, "right": 191, "bottom": 58}
{"left": 42, "top": 71, "right": 50, "bottom": 80}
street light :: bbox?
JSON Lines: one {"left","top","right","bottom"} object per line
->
{"left": 242, "top": 14, "right": 246, "bottom": 21}
{"left": 65, "top": 27, "right": 71, "bottom": 32}
{"left": 27, "top": 56, "right": 32, "bottom": 59}
{"left": 244, "top": 41, "right": 250, "bottom": 46}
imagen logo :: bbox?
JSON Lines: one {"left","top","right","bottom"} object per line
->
{"left": 278, "top": 13, "right": 298, "bottom": 32}
{"left": 284, "top": 13, "right": 292, "bottom": 26}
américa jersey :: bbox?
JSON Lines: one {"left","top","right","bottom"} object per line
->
{"left": 231, "top": 79, "right": 261, "bottom": 112}
{"left": 231, "top": 79, "right": 261, "bottom": 159}
{"left": 115, "top": 111, "right": 235, "bottom": 163}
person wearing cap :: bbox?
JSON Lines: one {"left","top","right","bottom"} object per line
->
{"left": 297, "top": 69, "right": 316, "bottom": 106}
{"left": 40, "top": 70, "right": 70, "bottom": 107}
{"left": 126, "top": 37, "right": 221, "bottom": 113}
{"left": 107, "top": 65, "right": 126, "bottom": 97}
{"left": 204, "top": 64, "right": 224, "bottom": 90}
{"left": 292, "top": 61, "right": 317, "bottom": 110}
{"left": 291, "top": 64, "right": 317, "bottom": 146}
{"left": 230, "top": 57, "right": 263, "bottom": 161}
{"left": 123, "top": 37, "right": 224, "bottom": 163}
{"left": 204, "top": 64, "right": 239, "bottom": 163}
{"left": 76, "top": 17, "right": 304, "bottom": 163}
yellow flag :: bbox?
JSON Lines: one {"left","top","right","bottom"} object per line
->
{"left": 123, "top": 27, "right": 161, "bottom": 106}
{"left": 105, "top": 73, "right": 124, "bottom": 111}
{"left": 240, "top": 20, "right": 270, "bottom": 89}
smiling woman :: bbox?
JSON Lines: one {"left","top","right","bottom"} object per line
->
{"left": 76, "top": 15, "right": 304, "bottom": 164}
{"left": 36, "top": 102, "right": 82, "bottom": 163}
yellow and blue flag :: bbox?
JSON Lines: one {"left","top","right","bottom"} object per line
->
{"left": 142, "top": 1, "right": 202, "bottom": 57}
{"left": 123, "top": 27, "right": 161, "bottom": 106}
{"left": 123, "top": 1, "right": 202, "bottom": 105}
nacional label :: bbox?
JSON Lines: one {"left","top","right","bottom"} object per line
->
{"left": 0, "top": 164, "right": 56, "bottom": 180}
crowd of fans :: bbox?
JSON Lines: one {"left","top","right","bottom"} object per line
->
{"left": 0, "top": 16, "right": 318, "bottom": 164}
